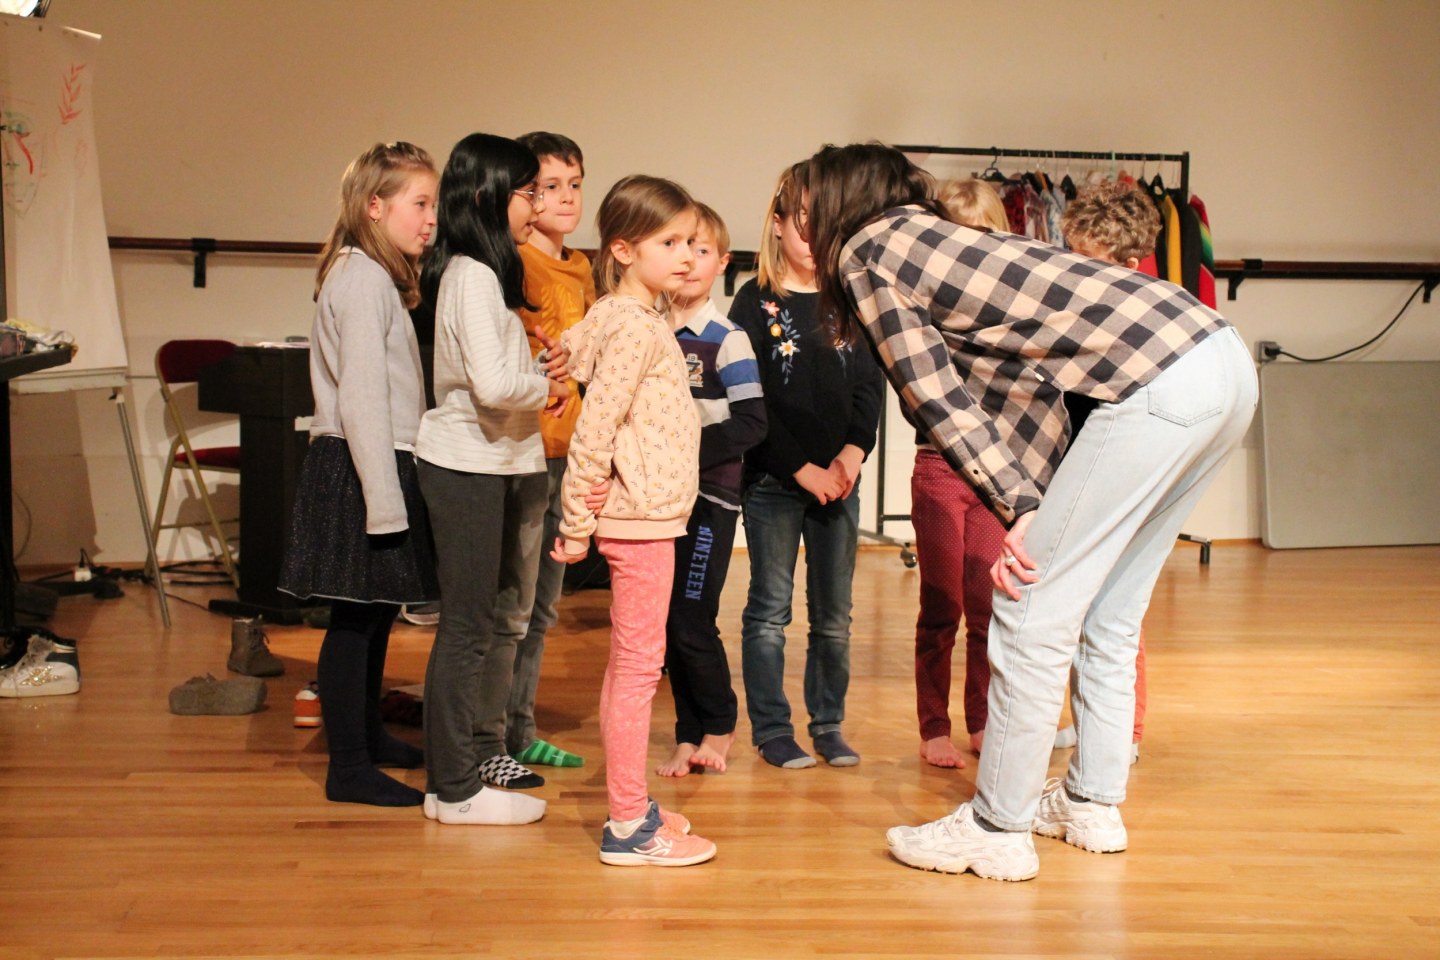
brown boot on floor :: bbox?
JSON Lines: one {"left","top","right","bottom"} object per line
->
{"left": 227, "top": 617, "right": 284, "bottom": 677}
{"left": 169, "top": 674, "right": 267, "bottom": 715}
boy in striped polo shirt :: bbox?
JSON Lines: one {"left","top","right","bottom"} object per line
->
{"left": 656, "top": 203, "right": 767, "bottom": 778}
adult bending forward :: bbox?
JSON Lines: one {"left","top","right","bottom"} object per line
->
{"left": 803, "top": 143, "right": 1256, "bottom": 882}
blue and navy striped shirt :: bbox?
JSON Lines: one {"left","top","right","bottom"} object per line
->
{"left": 674, "top": 300, "right": 766, "bottom": 509}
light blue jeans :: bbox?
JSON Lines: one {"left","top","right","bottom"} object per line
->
{"left": 740, "top": 474, "right": 860, "bottom": 746}
{"left": 972, "top": 328, "right": 1257, "bottom": 830}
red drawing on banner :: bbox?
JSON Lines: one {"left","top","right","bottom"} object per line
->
{"left": 58, "top": 64, "right": 85, "bottom": 125}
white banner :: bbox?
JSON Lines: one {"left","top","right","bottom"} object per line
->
{"left": 2, "top": 13, "right": 126, "bottom": 391}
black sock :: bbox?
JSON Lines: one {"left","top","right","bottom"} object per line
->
{"left": 974, "top": 813, "right": 1008, "bottom": 833}
{"left": 372, "top": 732, "right": 424, "bottom": 769}
{"left": 326, "top": 764, "right": 423, "bottom": 807}
{"left": 1065, "top": 786, "right": 1090, "bottom": 803}
{"left": 319, "top": 601, "right": 420, "bottom": 805}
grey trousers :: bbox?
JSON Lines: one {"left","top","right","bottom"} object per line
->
{"left": 418, "top": 459, "right": 547, "bottom": 803}
{"left": 508, "top": 457, "right": 567, "bottom": 755}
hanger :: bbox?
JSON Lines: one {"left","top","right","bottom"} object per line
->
{"left": 1060, "top": 153, "right": 1077, "bottom": 200}
{"left": 979, "top": 149, "right": 1008, "bottom": 184}
{"left": 1147, "top": 159, "right": 1167, "bottom": 199}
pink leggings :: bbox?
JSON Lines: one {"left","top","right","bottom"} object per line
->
{"left": 596, "top": 536, "right": 675, "bottom": 821}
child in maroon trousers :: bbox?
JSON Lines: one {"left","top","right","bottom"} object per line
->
{"left": 912, "top": 179, "right": 1011, "bottom": 769}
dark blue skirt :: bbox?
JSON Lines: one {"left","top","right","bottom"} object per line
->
{"left": 279, "top": 436, "right": 440, "bottom": 605}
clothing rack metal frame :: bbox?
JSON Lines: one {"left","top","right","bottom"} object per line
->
{"left": 894, "top": 144, "right": 1190, "bottom": 200}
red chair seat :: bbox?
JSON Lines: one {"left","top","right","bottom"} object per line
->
{"left": 172, "top": 445, "right": 241, "bottom": 470}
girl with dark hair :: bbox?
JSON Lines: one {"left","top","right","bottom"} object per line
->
{"left": 805, "top": 142, "right": 1256, "bottom": 881}
{"left": 415, "top": 133, "right": 572, "bottom": 826}
{"left": 280, "top": 141, "right": 440, "bottom": 807}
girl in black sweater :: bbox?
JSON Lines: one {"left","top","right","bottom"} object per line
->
{"left": 729, "top": 162, "right": 883, "bottom": 770}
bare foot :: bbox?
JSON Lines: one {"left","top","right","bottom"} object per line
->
{"left": 689, "top": 732, "right": 734, "bottom": 773}
{"left": 969, "top": 730, "right": 985, "bottom": 754}
{"left": 656, "top": 742, "right": 698, "bottom": 778}
{"left": 920, "top": 736, "right": 967, "bottom": 768}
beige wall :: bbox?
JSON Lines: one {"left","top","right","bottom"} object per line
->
{"left": 12, "top": 0, "right": 1440, "bottom": 565}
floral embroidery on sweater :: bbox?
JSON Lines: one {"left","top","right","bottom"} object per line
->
{"left": 762, "top": 299, "right": 800, "bottom": 384}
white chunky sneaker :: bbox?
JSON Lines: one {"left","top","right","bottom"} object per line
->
{"left": 886, "top": 802, "right": 1039, "bottom": 881}
{"left": 0, "top": 632, "right": 80, "bottom": 698}
{"left": 1032, "top": 778, "right": 1128, "bottom": 853}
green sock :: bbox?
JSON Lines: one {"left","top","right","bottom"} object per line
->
{"left": 514, "top": 739, "right": 584, "bottom": 767}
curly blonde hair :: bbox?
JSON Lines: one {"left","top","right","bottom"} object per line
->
{"left": 1059, "top": 180, "right": 1161, "bottom": 263}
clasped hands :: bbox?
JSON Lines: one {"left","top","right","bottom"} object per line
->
{"left": 792, "top": 444, "right": 864, "bottom": 505}
{"left": 534, "top": 326, "right": 573, "bottom": 419}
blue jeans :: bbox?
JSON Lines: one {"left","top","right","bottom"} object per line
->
{"left": 740, "top": 474, "right": 860, "bottom": 746}
{"left": 972, "top": 328, "right": 1257, "bottom": 830}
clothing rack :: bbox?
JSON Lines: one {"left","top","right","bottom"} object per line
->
{"left": 894, "top": 144, "right": 1190, "bottom": 200}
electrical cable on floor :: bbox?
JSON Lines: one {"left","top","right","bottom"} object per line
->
{"left": 1275, "top": 282, "right": 1424, "bottom": 363}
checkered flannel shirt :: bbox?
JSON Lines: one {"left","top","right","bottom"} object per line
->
{"left": 841, "top": 205, "right": 1230, "bottom": 525}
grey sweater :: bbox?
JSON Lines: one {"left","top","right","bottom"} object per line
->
{"left": 309, "top": 248, "right": 426, "bottom": 534}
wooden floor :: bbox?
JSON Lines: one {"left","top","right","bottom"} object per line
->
{"left": 3, "top": 543, "right": 1438, "bottom": 960}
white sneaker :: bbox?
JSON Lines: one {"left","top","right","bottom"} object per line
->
{"left": 886, "top": 802, "right": 1039, "bottom": 881}
{"left": 1032, "top": 778, "right": 1128, "bottom": 853}
{"left": 423, "top": 793, "right": 437, "bottom": 820}
{"left": 0, "top": 633, "right": 79, "bottom": 698}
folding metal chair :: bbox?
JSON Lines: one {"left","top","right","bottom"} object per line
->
{"left": 150, "top": 339, "right": 241, "bottom": 588}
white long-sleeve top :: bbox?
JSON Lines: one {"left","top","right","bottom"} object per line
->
{"left": 416, "top": 255, "right": 551, "bottom": 474}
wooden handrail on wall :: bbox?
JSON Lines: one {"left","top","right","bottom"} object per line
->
{"left": 108, "top": 236, "right": 322, "bottom": 287}
{"left": 108, "top": 235, "right": 1440, "bottom": 302}
{"left": 1211, "top": 260, "right": 1440, "bottom": 302}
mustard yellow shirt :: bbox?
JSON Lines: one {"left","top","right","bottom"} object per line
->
{"left": 519, "top": 243, "right": 597, "bottom": 458}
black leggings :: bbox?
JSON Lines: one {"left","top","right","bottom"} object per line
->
{"left": 316, "top": 599, "right": 400, "bottom": 769}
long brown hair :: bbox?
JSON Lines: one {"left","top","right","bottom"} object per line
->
{"left": 315, "top": 141, "right": 436, "bottom": 309}
{"left": 804, "top": 142, "right": 942, "bottom": 344}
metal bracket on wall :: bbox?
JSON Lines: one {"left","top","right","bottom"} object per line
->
{"left": 191, "top": 238, "right": 217, "bottom": 288}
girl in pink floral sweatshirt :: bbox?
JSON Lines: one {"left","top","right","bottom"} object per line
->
{"left": 549, "top": 175, "right": 712, "bottom": 867}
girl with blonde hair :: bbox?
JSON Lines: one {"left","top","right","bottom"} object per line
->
{"left": 280, "top": 141, "right": 441, "bottom": 807}
{"left": 730, "top": 162, "right": 884, "bottom": 771}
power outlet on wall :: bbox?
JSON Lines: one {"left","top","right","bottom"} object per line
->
{"left": 1256, "top": 340, "right": 1282, "bottom": 363}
